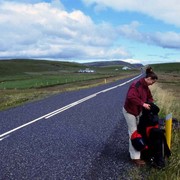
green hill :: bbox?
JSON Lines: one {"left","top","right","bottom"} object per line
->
{"left": 0, "top": 59, "right": 85, "bottom": 76}
{"left": 0, "top": 59, "right": 139, "bottom": 90}
{"left": 150, "top": 62, "right": 180, "bottom": 73}
{"left": 83, "top": 60, "right": 143, "bottom": 68}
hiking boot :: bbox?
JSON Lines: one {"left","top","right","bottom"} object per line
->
{"left": 132, "top": 159, "right": 146, "bottom": 166}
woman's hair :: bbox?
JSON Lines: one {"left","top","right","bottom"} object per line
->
{"left": 146, "top": 66, "right": 153, "bottom": 74}
{"left": 145, "top": 66, "right": 158, "bottom": 80}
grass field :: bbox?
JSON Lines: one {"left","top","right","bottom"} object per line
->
{"left": 151, "top": 63, "right": 180, "bottom": 120}
{"left": 0, "top": 59, "right": 139, "bottom": 110}
{"left": 0, "top": 60, "right": 108, "bottom": 89}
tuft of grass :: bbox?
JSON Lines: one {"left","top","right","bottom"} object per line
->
{"left": 127, "top": 167, "right": 142, "bottom": 180}
{"left": 0, "top": 90, "right": 51, "bottom": 110}
{"left": 150, "top": 84, "right": 179, "bottom": 119}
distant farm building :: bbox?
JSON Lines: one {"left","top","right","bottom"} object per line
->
{"left": 122, "top": 66, "right": 131, "bottom": 70}
{"left": 78, "top": 68, "right": 95, "bottom": 73}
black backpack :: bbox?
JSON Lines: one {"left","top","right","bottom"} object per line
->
{"left": 138, "top": 103, "right": 171, "bottom": 168}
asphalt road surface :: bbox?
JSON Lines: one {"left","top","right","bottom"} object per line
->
{"left": 0, "top": 74, "right": 142, "bottom": 180}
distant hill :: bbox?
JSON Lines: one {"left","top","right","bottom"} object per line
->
{"left": 0, "top": 59, "right": 144, "bottom": 77}
{"left": 132, "top": 63, "right": 144, "bottom": 68}
{"left": 150, "top": 62, "right": 180, "bottom": 72}
{"left": 83, "top": 60, "right": 144, "bottom": 68}
{"left": 0, "top": 59, "right": 86, "bottom": 76}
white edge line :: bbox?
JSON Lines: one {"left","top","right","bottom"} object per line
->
{"left": 0, "top": 135, "right": 10, "bottom": 141}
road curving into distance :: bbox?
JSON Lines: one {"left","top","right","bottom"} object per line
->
{"left": 0, "top": 74, "right": 143, "bottom": 179}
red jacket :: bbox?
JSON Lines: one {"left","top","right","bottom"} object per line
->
{"left": 124, "top": 78, "right": 153, "bottom": 116}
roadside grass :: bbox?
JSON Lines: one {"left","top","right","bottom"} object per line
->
{"left": 151, "top": 83, "right": 179, "bottom": 121}
{"left": 0, "top": 89, "right": 52, "bottom": 110}
{"left": 151, "top": 63, "right": 180, "bottom": 121}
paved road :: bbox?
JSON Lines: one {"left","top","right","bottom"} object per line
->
{"left": 0, "top": 74, "right": 142, "bottom": 180}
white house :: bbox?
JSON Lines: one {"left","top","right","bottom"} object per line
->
{"left": 78, "top": 68, "right": 95, "bottom": 73}
{"left": 122, "top": 66, "right": 131, "bottom": 70}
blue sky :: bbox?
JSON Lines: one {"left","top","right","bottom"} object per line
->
{"left": 0, "top": 0, "right": 180, "bottom": 65}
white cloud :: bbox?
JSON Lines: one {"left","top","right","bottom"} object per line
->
{"left": 117, "top": 22, "right": 180, "bottom": 49}
{"left": 117, "top": 21, "right": 143, "bottom": 40}
{"left": 82, "top": 0, "right": 180, "bottom": 27}
{"left": 0, "top": 0, "right": 180, "bottom": 64}
{"left": 0, "top": 1, "right": 131, "bottom": 61}
{"left": 153, "top": 32, "right": 180, "bottom": 49}
{"left": 121, "top": 58, "right": 141, "bottom": 64}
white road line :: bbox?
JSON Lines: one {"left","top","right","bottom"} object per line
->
{"left": 0, "top": 115, "right": 48, "bottom": 139}
{"left": 45, "top": 94, "right": 97, "bottom": 119}
{"left": 0, "top": 135, "right": 10, "bottom": 141}
{"left": 0, "top": 74, "right": 142, "bottom": 140}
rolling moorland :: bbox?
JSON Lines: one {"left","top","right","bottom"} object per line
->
{"left": 0, "top": 59, "right": 140, "bottom": 110}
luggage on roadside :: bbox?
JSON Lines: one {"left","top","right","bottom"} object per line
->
{"left": 133, "top": 103, "right": 171, "bottom": 169}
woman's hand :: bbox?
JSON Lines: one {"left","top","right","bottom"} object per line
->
{"left": 143, "top": 103, "right": 151, "bottom": 110}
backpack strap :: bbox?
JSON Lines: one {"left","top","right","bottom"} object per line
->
{"left": 135, "top": 81, "right": 142, "bottom": 100}
{"left": 135, "top": 81, "right": 141, "bottom": 88}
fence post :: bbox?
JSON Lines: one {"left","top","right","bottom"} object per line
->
{"left": 165, "top": 113, "right": 172, "bottom": 149}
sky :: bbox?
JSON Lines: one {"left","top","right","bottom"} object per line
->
{"left": 0, "top": 0, "right": 180, "bottom": 65}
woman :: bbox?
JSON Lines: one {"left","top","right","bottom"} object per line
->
{"left": 123, "top": 68, "right": 158, "bottom": 166}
